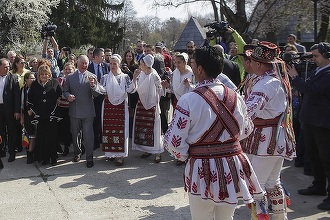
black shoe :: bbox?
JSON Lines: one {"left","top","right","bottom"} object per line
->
{"left": 0, "top": 158, "right": 3, "bottom": 169}
{"left": 87, "top": 161, "right": 94, "bottom": 168}
{"left": 141, "top": 152, "right": 152, "bottom": 158}
{"left": 317, "top": 198, "right": 330, "bottom": 210}
{"left": 115, "top": 157, "right": 124, "bottom": 166}
{"left": 303, "top": 170, "right": 313, "bottom": 176}
{"left": 8, "top": 154, "right": 15, "bottom": 162}
{"left": 298, "top": 185, "right": 326, "bottom": 196}
{"left": 176, "top": 160, "right": 184, "bottom": 166}
{"left": 41, "top": 160, "right": 49, "bottom": 165}
{"left": 57, "top": 145, "right": 63, "bottom": 154}
{"left": 27, "top": 152, "right": 34, "bottom": 164}
{"left": 51, "top": 158, "right": 57, "bottom": 166}
{"left": 72, "top": 155, "right": 81, "bottom": 162}
{"left": 17, "top": 146, "right": 23, "bottom": 153}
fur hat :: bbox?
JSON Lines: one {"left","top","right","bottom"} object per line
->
{"left": 143, "top": 54, "right": 154, "bottom": 67}
{"left": 249, "top": 41, "right": 279, "bottom": 63}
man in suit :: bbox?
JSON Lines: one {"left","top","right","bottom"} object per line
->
{"left": 87, "top": 48, "right": 109, "bottom": 150}
{"left": 288, "top": 42, "right": 330, "bottom": 210}
{"left": 63, "top": 55, "right": 104, "bottom": 168}
{"left": 287, "top": 34, "right": 306, "bottom": 54}
{"left": 0, "top": 58, "right": 21, "bottom": 162}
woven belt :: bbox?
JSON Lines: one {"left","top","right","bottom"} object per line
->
{"left": 253, "top": 115, "right": 281, "bottom": 128}
{"left": 189, "top": 140, "right": 242, "bottom": 159}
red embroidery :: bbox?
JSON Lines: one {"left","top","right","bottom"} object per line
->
{"left": 192, "top": 182, "right": 198, "bottom": 193}
{"left": 198, "top": 166, "right": 205, "bottom": 179}
{"left": 260, "top": 134, "right": 266, "bottom": 142}
{"left": 226, "top": 172, "right": 232, "bottom": 184}
{"left": 177, "top": 117, "right": 188, "bottom": 130}
{"left": 175, "top": 104, "right": 190, "bottom": 117}
{"left": 171, "top": 135, "right": 182, "bottom": 148}
{"left": 210, "top": 170, "right": 217, "bottom": 183}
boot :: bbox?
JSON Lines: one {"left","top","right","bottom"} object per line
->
{"left": 27, "top": 151, "right": 34, "bottom": 164}
{"left": 267, "top": 185, "right": 288, "bottom": 220}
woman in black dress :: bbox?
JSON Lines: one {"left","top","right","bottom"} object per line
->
{"left": 28, "top": 65, "right": 62, "bottom": 165}
{"left": 21, "top": 72, "right": 36, "bottom": 164}
{"left": 121, "top": 50, "right": 139, "bottom": 137}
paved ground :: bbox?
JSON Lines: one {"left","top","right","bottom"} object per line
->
{"left": 0, "top": 144, "right": 330, "bottom": 220}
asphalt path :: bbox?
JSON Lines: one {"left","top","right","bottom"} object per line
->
{"left": 0, "top": 143, "right": 329, "bottom": 220}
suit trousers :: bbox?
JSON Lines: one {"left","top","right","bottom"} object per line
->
{"left": 70, "top": 117, "right": 94, "bottom": 162}
{"left": 0, "top": 104, "right": 18, "bottom": 155}
{"left": 93, "top": 95, "right": 104, "bottom": 147}
{"left": 188, "top": 194, "right": 235, "bottom": 220}
{"left": 304, "top": 123, "right": 330, "bottom": 195}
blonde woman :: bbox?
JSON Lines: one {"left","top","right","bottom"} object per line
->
{"left": 28, "top": 65, "right": 62, "bottom": 165}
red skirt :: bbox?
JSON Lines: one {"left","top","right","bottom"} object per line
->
{"left": 102, "top": 97, "right": 125, "bottom": 153}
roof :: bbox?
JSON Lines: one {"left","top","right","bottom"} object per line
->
{"left": 173, "top": 17, "right": 206, "bottom": 52}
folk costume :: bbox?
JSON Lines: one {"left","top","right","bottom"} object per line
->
{"left": 101, "top": 69, "right": 136, "bottom": 159}
{"left": 242, "top": 42, "right": 296, "bottom": 220}
{"left": 171, "top": 53, "right": 195, "bottom": 109}
{"left": 164, "top": 78, "right": 264, "bottom": 218}
{"left": 132, "top": 67, "right": 164, "bottom": 155}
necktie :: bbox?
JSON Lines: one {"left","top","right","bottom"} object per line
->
{"left": 97, "top": 64, "right": 101, "bottom": 82}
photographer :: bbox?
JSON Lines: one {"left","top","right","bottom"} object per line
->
{"left": 288, "top": 42, "right": 330, "bottom": 211}
{"left": 42, "top": 36, "right": 60, "bottom": 78}
{"left": 57, "top": 47, "right": 72, "bottom": 71}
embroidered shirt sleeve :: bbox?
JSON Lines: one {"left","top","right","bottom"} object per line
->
{"left": 164, "top": 99, "right": 190, "bottom": 161}
{"left": 245, "top": 89, "right": 269, "bottom": 120}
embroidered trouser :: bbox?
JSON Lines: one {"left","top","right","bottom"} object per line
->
{"left": 250, "top": 155, "right": 287, "bottom": 220}
{"left": 188, "top": 194, "right": 235, "bottom": 220}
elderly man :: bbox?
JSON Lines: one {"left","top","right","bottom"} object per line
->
{"left": 63, "top": 55, "right": 104, "bottom": 168}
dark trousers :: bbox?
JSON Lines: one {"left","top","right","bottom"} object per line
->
{"left": 0, "top": 104, "right": 18, "bottom": 155}
{"left": 93, "top": 95, "right": 104, "bottom": 147}
{"left": 159, "top": 96, "right": 170, "bottom": 134}
{"left": 304, "top": 123, "right": 330, "bottom": 195}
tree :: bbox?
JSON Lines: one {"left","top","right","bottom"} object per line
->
{"left": 0, "top": 0, "right": 60, "bottom": 55}
{"left": 49, "top": 0, "right": 124, "bottom": 50}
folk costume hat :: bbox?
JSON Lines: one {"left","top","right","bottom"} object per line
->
{"left": 237, "top": 44, "right": 256, "bottom": 57}
{"left": 249, "top": 41, "right": 280, "bottom": 63}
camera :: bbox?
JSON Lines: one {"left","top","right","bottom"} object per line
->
{"left": 281, "top": 53, "right": 316, "bottom": 75}
{"left": 204, "top": 21, "right": 230, "bottom": 38}
{"left": 121, "top": 63, "right": 128, "bottom": 70}
{"left": 41, "top": 22, "right": 57, "bottom": 39}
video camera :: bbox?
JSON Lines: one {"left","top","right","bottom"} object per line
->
{"left": 281, "top": 53, "right": 316, "bottom": 75}
{"left": 41, "top": 22, "right": 57, "bottom": 39}
{"left": 204, "top": 21, "right": 230, "bottom": 38}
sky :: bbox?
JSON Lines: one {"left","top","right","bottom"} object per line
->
{"left": 131, "top": 0, "right": 214, "bottom": 21}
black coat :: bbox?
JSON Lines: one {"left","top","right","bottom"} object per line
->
{"left": 2, "top": 73, "right": 21, "bottom": 115}
{"left": 292, "top": 65, "right": 330, "bottom": 129}
{"left": 222, "top": 59, "right": 241, "bottom": 86}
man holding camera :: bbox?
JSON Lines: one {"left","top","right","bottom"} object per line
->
{"left": 288, "top": 42, "right": 330, "bottom": 211}
{"left": 42, "top": 36, "right": 60, "bottom": 78}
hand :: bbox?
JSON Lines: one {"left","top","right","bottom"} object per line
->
{"left": 286, "top": 64, "right": 299, "bottom": 78}
{"left": 89, "top": 75, "right": 97, "bottom": 87}
{"left": 161, "top": 80, "right": 169, "bottom": 88}
{"left": 27, "top": 109, "right": 33, "bottom": 116}
{"left": 68, "top": 95, "right": 75, "bottom": 102}
{"left": 20, "top": 115, "right": 24, "bottom": 126}
{"left": 183, "top": 78, "right": 191, "bottom": 86}
{"left": 133, "top": 69, "right": 141, "bottom": 82}
{"left": 14, "top": 113, "right": 20, "bottom": 120}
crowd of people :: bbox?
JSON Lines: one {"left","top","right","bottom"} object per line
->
{"left": 1, "top": 30, "right": 330, "bottom": 219}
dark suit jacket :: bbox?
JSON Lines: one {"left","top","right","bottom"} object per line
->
{"left": 2, "top": 73, "right": 21, "bottom": 115}
{"left": 292, "top": 65, "right": 330, "bottom": 129}
{"left": 223, "top": 59, "right": 241, "bottom": 86}
{"left": 87, "top": 62, "right": 110, "bottom": 82}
